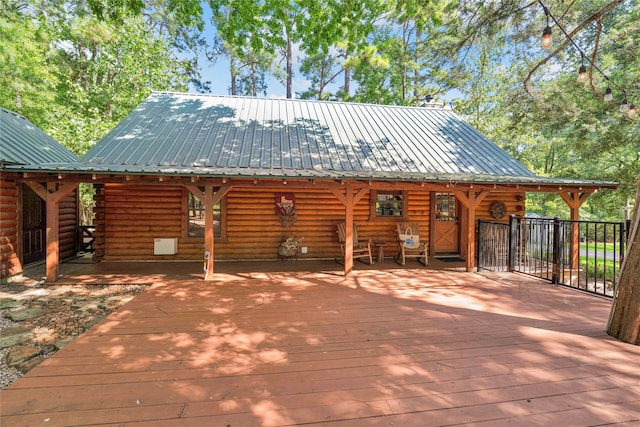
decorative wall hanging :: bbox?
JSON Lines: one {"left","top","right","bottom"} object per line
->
{"left": 489, "top": 201, "right": 508, "bottom": 220}
{"left": 275, "top": 193, "right": 297, "bottom": 227}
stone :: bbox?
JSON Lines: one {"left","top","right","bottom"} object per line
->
{"left": 10, "top": 308, "right": 44, "bottom": 322}
{"left": 13, "top": 355, "right": 43, "bottom": 374}
{"left": 5, "top": 344, "right": 41, "bottom": 368}
{"left": 0, "top": 298, "right": 25, "bottom": 309}
{"left": 0, "top": 331, "right": 34, "bottom": 349}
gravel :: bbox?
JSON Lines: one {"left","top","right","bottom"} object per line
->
{"left": 0, "top": 316, "right": 22, "bottom": 389}
{"left": 1, "top": 259, "right": 148, "bottom": 390}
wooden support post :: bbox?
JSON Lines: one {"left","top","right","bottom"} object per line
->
{"left": 559, "top": 191, "right": 591, "bottom": 269}
{"left": 192, "top": 184, "right": 232, "bottom": 280}
{"left": 454, "top": 190, "right": 489, "bottom": 272}
{"left": 46, "top": 183, "right": 60, "bottom": 282}
{"left": 345, "top": 190, "right": 354, "bottom": 275}
{"left": 26, "top": 182, "right": 79, "bottom": 282}
{"left": 328, "top": 184, "right": 368, "bottom": 276}
{"left": 203, "top": 184, "right": 215, "bottom": 280}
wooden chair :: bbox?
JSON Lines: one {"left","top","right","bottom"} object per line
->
{"left": 336, "top": 223, "right": 374, "bottom": 264}
{"left": 396, "top": 222, "right": 428, "bottom": 265}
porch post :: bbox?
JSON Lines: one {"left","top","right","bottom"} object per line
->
{"left": 344, "top": 188, "right": 354, "bottom": 275}
{"left": 455, "top": 190, "right": 489, "bottom": 272}
{"left": 559, "top": 191, "right": 591, "bottom": 270}
{"left": 204, "top": 184, "right": 215, "bottom": 279}
{"left": 328, "top": 184, "right": 368, "bottom": 276}
{"left": 45, "top": 184, "right": 60, "bottom": 282}
{"left": 26, "top": 181, "right": 79, "bottom": 282}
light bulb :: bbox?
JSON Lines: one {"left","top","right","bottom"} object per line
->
{"left": 541, "top": 26, "right": 552, "bottom": 49}
{"left": 604, "top": 87, "right": 613, "bottom": 102}
{"left": 577, "top": 65, "right": 587, "bottom": 83}
{"left": 620, "top": 99, "right": 629, "bottom": 113}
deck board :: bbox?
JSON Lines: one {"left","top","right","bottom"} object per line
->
{"left": 2, "top": 263, "right": 639, "bottom": 426}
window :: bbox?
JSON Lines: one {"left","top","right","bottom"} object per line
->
{"left": 435, "top": 193, "right": 457, "bottom": 221}
{"left": 187, "top": 191, "right": 224, "bottom": 238}
{"left": 371, "top": 190, "right": 407, "bottom": 219}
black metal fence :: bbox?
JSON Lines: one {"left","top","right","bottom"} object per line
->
{"left": 478, "top": 216, "right": 627, "bottom": 298}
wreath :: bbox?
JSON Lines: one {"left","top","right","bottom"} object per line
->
{"left": 489, "top": 201, "right": 507, "bottom": 219}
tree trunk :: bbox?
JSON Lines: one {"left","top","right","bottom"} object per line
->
{"left": 286, "top": 35, "right": 292, "bottom": 99}
{"left": 607, "top": 177, "right": 640, "bottom": 344}
{"left": 230, "top": 56, "right": 237, "bottom": 96}
{"left": 343, "top": 48, "right": 351, "bottom": 96}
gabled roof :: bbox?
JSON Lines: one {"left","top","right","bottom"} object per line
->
{"left": 4, "top": 93, "right": 615, "bottom": 188}
{"left": 78, "top": 92, "right": 535, "bottom": 179}
{"left": 0, "top": 108, "right": 78, "bottom": 166}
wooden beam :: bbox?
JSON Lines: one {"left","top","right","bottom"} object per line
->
{"left": 559, "top": 191, "right": 593, "bottom": 269}
{"left": 204, "top": 184, "right": 215, "bottom": 280}
{"left": 25, "top": 182, "right": 47, "bottom": 201}
{"left": 344, "top": 187, "right": 354, "bottom": 275}
{"left": 25, "top": 182, "right": 79, "bottom": 282}
{"left": 329, "top": 185, "right": 365, "bottom": 275}
{"left": 454, "top": 190, "right": 489, "bottom": 272}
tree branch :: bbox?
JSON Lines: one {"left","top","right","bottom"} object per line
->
{"left": 523, "top": 0, "right": 624, "bottom": 95}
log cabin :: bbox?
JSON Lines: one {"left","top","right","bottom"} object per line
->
{"left": 4, "top": 93, "right": 617, "bottom": 281}
{"left": 0, "top": 108, "right": 79, "bottom": 282}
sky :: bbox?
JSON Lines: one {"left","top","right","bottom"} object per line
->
{"left": 191, "top": 6, "right": 462, "bottom": 102}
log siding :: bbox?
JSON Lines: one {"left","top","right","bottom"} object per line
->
{"left": 93, "top": 183, "right": 524, "bottom": 263}
{"left": 0, "top": 176, "right": 78, "bottom": 281}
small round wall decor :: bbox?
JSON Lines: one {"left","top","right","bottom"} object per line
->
{"left": 489, "top": 201, "right": 507, "bottom": 219}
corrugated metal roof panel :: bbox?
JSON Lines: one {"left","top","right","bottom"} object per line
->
{"left": 79, "top": 92, "right": 536, "bottom": 179}
{"left": 0, "top": 108, "right": 78, "bottom": 165}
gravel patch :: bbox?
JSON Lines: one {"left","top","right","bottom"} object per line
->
{"left": 1, "top": 259, "right": 148, "bottom": 390}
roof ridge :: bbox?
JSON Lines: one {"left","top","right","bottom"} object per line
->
{"left": 148, "top": 91, "right": 453, "bottom": 113}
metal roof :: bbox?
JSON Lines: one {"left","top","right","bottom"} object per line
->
{"left": 77, "top": 92, "right": 535, "bottom": 178}
{"left": 0, "top": 108, "right": 78, "bottom": 166}
{"left": 2, "top": 93, "right": 616, "bottom": 187}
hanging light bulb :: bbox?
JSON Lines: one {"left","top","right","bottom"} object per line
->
{"left": 541, "top": 26, "right": 553, "bottom": 49}
{"left": 604, "top": 87, "right": 613, "bottom": 102}
{"left": 620, "top": 99, "right": 629, "bottom": 113}
{"left": 541, "top": 6, "right": 553, "bottom": 49}
{"left": 577, "top": 65, "right": 588, "bottom": 83}
{"left": 629, "top": 104, "right": 636, "bottom": 117}
{"left": 577, "top": 54, "right": 588, "bottom": 83}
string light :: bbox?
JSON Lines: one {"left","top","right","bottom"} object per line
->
{"left": 541, "top": 6, "right": 553, "bottom": 49}
{"left": 620, "top": 99, "right": 629, "bottom": 113}
{"left": 604, "top": 86, "right": 613, "bottom": 102}
{"left": 538, "top": 1, "right": 636, "bottom": 116}
{"left": 577, "top": 54, "right": 587, "bottom": 83}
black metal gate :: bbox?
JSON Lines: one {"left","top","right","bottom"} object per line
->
{"left": 478, "top": 216, "right": 626, "bottom": 298}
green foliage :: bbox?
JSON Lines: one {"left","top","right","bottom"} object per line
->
{"left": 1, "top": 0, "right": 638, "bottom": 223}
{"left": 1, "top": 1, "right": 192, "bottom": 155}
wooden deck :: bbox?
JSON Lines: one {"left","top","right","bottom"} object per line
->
{"left": 2, "top": 261, "right": 640, "bottom": 426}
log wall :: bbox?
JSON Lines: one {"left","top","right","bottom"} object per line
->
{"left": 0, "top": 178, "right": 79, "bottom": 281}
{"left": 93, "top": 183, "right": 524, "bottom": 262}
{"left": 0, "top": 178, "right": 21, "bottom": 279}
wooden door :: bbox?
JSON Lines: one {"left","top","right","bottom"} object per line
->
{"left": 433, "top": 193, "right": 460, "bottom": 254}
{"left": 22, "top": 184, "right": 46, "bottom": 264}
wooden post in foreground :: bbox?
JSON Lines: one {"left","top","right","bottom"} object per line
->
{"left": 607, "top": 178, "right": 640, "bottom": 345}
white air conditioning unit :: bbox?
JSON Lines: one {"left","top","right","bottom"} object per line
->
{"left": 154, "top": 238, "right": 178, "bottom": 255}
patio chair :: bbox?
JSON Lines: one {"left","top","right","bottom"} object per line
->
{"left": 396, "top": 222, "right": 428, "bottom": 266}
{"left": 336, "top": 223, "right": 374, "bottom": 264}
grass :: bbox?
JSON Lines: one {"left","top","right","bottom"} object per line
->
{"left": 579, "top": 241, "right": 621, "bottom": 253}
